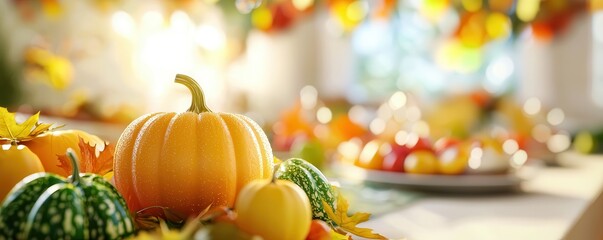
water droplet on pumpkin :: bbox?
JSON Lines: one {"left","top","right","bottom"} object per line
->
{"left": 236, "top": 0, "right": 262, "bottom": 14}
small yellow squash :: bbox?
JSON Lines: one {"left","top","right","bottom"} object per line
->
{"left": 0, "top": 144, "right": 44, "bottom": 199}
{"left": 235, "top": 178, "right": 312, "bottom": 240}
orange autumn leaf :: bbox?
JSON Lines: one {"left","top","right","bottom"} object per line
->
{"left": 57, "top": 137, "right": 114, "bottom": 176}
{"left": 322, "top": 187, "right": 386, "bottom": 239}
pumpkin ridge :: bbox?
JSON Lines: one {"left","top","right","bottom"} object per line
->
{"left": 219, "top": 113, "right": 264, "bottom": 194}
{"left": 114, "top": 112, "right": 160, "bottom": 213}
{"left": 160, "top": 112, "right": 199, "bottom": 213}
{"left": 238, "top": 115, "right": 274, "bottom": 178}
{"left": 202, "top": 114, "right": 237, "bottom": 208}
{"left": 159, "top": 112, "right": 181, "bottom": 208}
{"left": 132, "top": 112, "right": 175, "bottom": 209}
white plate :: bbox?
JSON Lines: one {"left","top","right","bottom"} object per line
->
{"left": 333, "top": 163, "right": 540, "bottom": 193}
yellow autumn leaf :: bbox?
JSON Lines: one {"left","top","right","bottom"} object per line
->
{"left": 330, "top": 228, "right": 350, "bottom": 240}
{"left": 30, "top": 122, "right": 55, "bottom": 136}
{"left": 274, "top": 156, "right": 282, "bottom": 165}
{"left": 0, "top": 107, "right": 56, "bottom": 142}
{"left": 24, "top": 48, "right": 72, "bottom": 90}
{"left": 322, "top": 188, "right": 386, "bottom": 239}
{"left": 0, "top": 107, "right": 40, "bottom": 140}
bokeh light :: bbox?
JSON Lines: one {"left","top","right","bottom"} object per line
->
{"left": 486, "top": 12, "right": 511, "bottom": 39}
{"left": 462, "top": 0, "right": 482, "bottom": 12}
{"left": 511, "top": 149, "right": 528, "bottom": 168}
{"left": 420, "top": 0, "right": 450, "bottom": 21}
{"left": 369, "top": 118, "right": 387, "bottom": 135}
{"left": 523, "top": 97, "right": 542, "bottom": 115}
{"left": 389, "top": 91, "right": 407, "bottom": 110}
{"left": 502, "top": 139, "right": 519, "bottom": 155}
{"left": 317, "top": 107, "right": 333, "bottom": 124}
{"left": 517, "top": 0, "right": 540, "bottom": 22}
{"left": 468, "top": 147, "right": 483, "bottom": 169}
{"left": 293, "top": 0, "right": 314, "bottom": 11}
{"left": 395, "top": 130, "right": 409, "bottom": 145}
{"left": 236, "top": 0, "right": 263, "bottom": 14}
{"left": 547, "top": 133, "right": 571, "bottom": 153}
{"left": 300, "top": 85, "right": 318, "bottom": 110}
{"left": 112, "top": 11, "right": 136, "bottom": 38}
{"left": 547, "top": 108, "right": 565, "bottom": 126}
{"left": 252, "top": 6, "right": 273, "bottom": 31}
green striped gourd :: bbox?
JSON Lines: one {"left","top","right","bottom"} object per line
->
{"left": 274, "top": 158, "right": 337, "bottom": 226}
{"left": 0, "top": 149, "right": 134, "bottom": 240}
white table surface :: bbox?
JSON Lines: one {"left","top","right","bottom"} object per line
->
{"left": 360, "top": 152, "right": 603, "bottom": 240}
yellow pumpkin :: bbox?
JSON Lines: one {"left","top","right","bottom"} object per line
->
{"left": 114, "top": 74, "right": 273, "bottom": 217}
{"left": 23, "top": 129, "right": 104, "bottom": 176}
{"left": 235, "top": 178, "right": 312, "bottom": 240}
{"left": 0, "top": 144, "right": 44, "bottom": 199}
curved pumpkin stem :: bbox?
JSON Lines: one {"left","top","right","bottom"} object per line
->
{"left": 175, "top": 74, "right": 212, "bottom": 113}
{"left": 271, "top": 163, "right": 282, "bottom": 184}
{"left": 66, "top": 148, "right": 81, "bottom": 184}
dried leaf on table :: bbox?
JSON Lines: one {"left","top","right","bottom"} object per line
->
{"left": 323, "top": 187, "right": 386, "bottom": 239}
{"left": 57, "top": 137, "right": 114, "bottom": 176}
{"left": 134, "top": 204, "right": 214, "bottom": 231}
{"left": 135, "top": 206, "right": 187, "bottom": 230}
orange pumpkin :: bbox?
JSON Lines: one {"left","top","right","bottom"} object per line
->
{"left": 24, "top": 129, "right": 104, "bottom": 176}
{"left": 114, "top": 74, "right": 273, "bottom": 217}
{"left": 0, "top": 144, "right": 44, "bottom": 199}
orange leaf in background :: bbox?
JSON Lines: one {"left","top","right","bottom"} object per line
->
{"left": 322, "top": 187, "right": 386, "bottom": 239}
{"left": 57, "top": 137, "right": 114, "bottom": 176}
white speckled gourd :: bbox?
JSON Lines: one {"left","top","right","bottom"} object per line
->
{"left": 274, "top": 158, "right": 337, "bottom": 226}
{"left": 0, "top": 150, "right": 134, "bottom": 240}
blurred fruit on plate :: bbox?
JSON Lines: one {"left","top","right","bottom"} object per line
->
{"left": 354, "top": 139, "right": 389, "bottom": 170}
{"left": 404, "top": 150, "right": 439, "bottom": 174}
{"left": 435, "top": 137, "right": 470, "bottom": 175}
{"left": 291, "top": 138, "right": 327, "bottom": 169}
{"left": 464, "top": 137, "right": 511, "bottom": 174}
{"left": 381, "top": 143, "right": 412, "bottom": 172}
